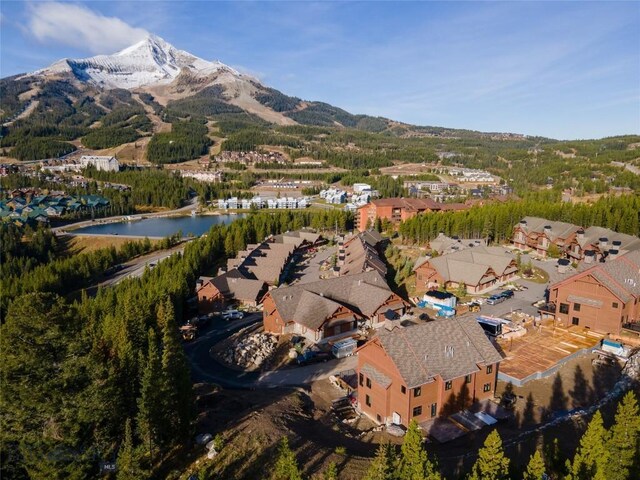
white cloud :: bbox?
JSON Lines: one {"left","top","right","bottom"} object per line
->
{"left": 27, "top": 2, "right": 148, "bottom": 54}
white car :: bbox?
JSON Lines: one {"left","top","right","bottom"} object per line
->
{"left": 221, "top": 310, "right": 244, "bottom": 320}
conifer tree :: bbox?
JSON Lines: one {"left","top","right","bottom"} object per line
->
{"left": 365, "top": 442, "right": 398, "bottom": 480}
{"left": 523, "top": 450, "right": 545, "bottom": 480}
{"left": 468, "top": 430, "right": 510, "bottom": 480}
{"left": 323, "top": 461, "right": 338, "bottom": 480}
{"left": 273, "top": 437, "right": 303, "bottom": 480}
{"left": 569, "top": 410, "right": 609, "bottom": 480}
{"left": 399, "top": 420, "right": 440, "bottom": 480}
{"left": 116, "top": 418, "right": 146, "bottom": 480}
{"left": 159, "top": 297, "right": 194, "bottom": 439}
{"left": 136, "top": 329, "right": 165, "bottom": 460}
{"left": 607, "top": 391, "right": 640, "bottom": 480}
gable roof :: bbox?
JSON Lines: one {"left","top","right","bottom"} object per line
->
{"left": 340, "top": 231, "right": 387, "bottom": 276}
{"left": 376, "top": 316, "right": 503, "bottom": 387}
{"left": 552, "top": 250, "right": 640, "bottom": 303}
{"left": 577, "top": 226, "right": 640, "bottom": 254}
{"left": 199, "top": 268, "right": 266, "bottom": 302}
{"left": 270, "top": 271, "right": 401, "bottom": 329}
{"left": 517, "top": 216, "right": 580, "bottom": 242}
{"left": 369, "top": 198, "right": 442, "bottom": 211}
{"left": 414, "top": 246, "right": 515, "bottom": 286}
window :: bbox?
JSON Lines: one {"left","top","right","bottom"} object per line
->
{"left": 366, "top": 378, "right": 372, "bottom": 389}
{"left": 445, "top": 381, "right": 452, "bottom": 391}
{"left": 486, "top": 365, "right": 493, "bottom": 374}
{"left": 613, "top": 302, "right": 619, "bottom": 308}
{"left": 412, "top": 406, "right": 422, "bottom": 417}
{"left": 430, "top": 403, "right": 437, "bottom": 418}
{"left": 376, "top": 414, "right": 382, "bottom": 422}
{"left": 359, "top": 373, "right": 364, "bottom": 387}
{"left": 574, "top": 303, "right": 581, "bottom": 312}
{"left": 401, "top": 385, "right": 406, "bottom": 394}
{"left": 414, "top": 387, "right": 422, "bottom": 397}
{"left": 559, "top": 303, "right": 569, "bottom": 314}
{"left": 483, "top": 383, "right": 492, "bottom": 392}
{"left": 365, "top": 395, "right": 371, "bottom": 407}
{"left": 465, "top": 374, "right": 472, "bottom": 384}
{"left": 572, "top": 317, "right": 580, "bottom": 326}
{"left": 202, "top": 295, "right": 207, "bottom": 300}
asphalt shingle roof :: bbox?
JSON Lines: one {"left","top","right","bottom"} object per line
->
{"left": 271, "top": 271, "right": 400, "bottom": 330}
{"left": 376, "top": 316, "right": 503, "bottom": 387}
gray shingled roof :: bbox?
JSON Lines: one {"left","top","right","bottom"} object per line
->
{"left": 519, "top": 216, "right": 580, "bottom": 242}
{"left": 340, "top": 232, "right": 387, "bottom": 276}
{"left": 198, "top": 269, "right": 266, "bottom": 302}
{"left": 416, "top": 246, "right": 515, "bottom": 286}
{"left": 578, "top": 226, "right": 640, "bottom": 253}
{"left": 376, "top": 316, "right": 503, "bottom": 387}
{"left": 591, "top": 250, "right": 640, "bottom": 302}
{"left": 271, "top": 271, "right": 401, "bottom": 329}
{"left": 429, "top": 233, "right": 487, "bottom": 255}
{"left": 361, "top": 363, "right": 392, "bottom": 389}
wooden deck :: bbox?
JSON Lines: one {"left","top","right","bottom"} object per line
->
{"left": 496, "top": 320, "right": 603, "bottom": 382}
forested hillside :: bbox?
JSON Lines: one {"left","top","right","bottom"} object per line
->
{"left": 0, "top": 210, "right": 352, "bottom": 479}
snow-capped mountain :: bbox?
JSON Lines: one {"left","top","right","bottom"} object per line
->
{"left": 33, "top": 34, "right": 242, "bottom": 89}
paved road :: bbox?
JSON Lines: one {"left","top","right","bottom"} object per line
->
{"left": 473, "top": 255, "right": 558, "bottom": 318}
{"left": 184, "top": 313, "right": 357, "bottom": 388}
{"left": 99, "top": 242, "right": 191, "bottom": 287}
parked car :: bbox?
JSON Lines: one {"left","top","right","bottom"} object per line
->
{"left": 499, "top": 290, "right": 514, "bottom": 299}
{"left": 221, "top": 309, "right": 244, "bottom": 320}
{"left": 297, "top": 350, "right": 332, "bottom": 365}
{"left": 486, "top": 295, "right": 506, "bottom": 305}
{"left": 188, "top": 315, "right": 211, "bottom": 328}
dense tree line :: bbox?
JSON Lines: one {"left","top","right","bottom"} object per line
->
{"left": 399, "top": 195, "right": 640, "bottom": 244}
{"left": 256, "top": 392, "right": 640, "bottom": 480}
{"left": 82, "top": 168, "right": 193, "bottom": 209}
{"left": 147, "top": 119, "right": 211, "bottom": 164}
{"left": 254, "top": 86, "right": 301, "bottom": 112}
{"left": 222, "top": 128, "right": 302, "bottom": 152}
{"left": 165, "top": 86, "right": 244, "bottom": 118}
{"left": 82, "top": 126, "right": 143, "bottom": 149}
{"left": 10, "top": 138, "right": 77, "bottom": 161}
{"left": 0, "top": 210, "right": 351, "bottom": 478}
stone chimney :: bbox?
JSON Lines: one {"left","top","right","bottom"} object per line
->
{"left": 577, "top": 229, "right": 585, "bottom": 241}
{"left": 544, "top": 225, "right": 552, "bottom": 235}
{"left": 599, "top": 237, "right": 608, "bottom": 248}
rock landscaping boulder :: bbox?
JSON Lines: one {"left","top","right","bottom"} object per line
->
{"left": 222, "top": 332, "right": 277, "bottom": 369}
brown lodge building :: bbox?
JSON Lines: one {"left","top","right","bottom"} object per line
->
{"left": 413, "top": 246, "right": 518, "bottom": 294}
{"left": 356, "top": 198, "right": 468, "bottom": 232}
{"left": 546, "top": 250, "right": 640, "bottom": 335}
{"left": 263, "top": 271, "right": 409, "bottom": 344}
{"left": 357, "top": 317, "right": 503, "bottom": 427}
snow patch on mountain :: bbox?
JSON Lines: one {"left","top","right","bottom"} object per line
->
{"left": 32, "top": 34, "right": 242, "bottom": 89}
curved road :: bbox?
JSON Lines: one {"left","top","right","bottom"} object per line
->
{"left": 184, "top": 313, "right": 357, "bottom": 389}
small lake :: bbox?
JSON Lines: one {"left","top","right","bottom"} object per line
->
{"left": 73, "top": 214, "right": 246, "bottom": 238}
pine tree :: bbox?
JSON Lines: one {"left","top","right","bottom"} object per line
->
{"left": 116, "top": 418, "right": 147, "bottom": 480}
{"left": 136, "top": 329, "right": 165, "bottom": 460}
{"left": 523, "top": 450, "right": 545, "bottom": 480}
{"left": 323, "top": 461, "right": 338, "bottom": 480}
{"left": 607, "top": 391, "right": 640, "bottom": 480}
{"left": 159, "top": 297, "right": 194, "bottom": 439}
{"left": 569, "top": 410, "right": 610, "bottom": 480}
{"left": 273, "top": 437, "right": 302, "bottom": 480}
{"left": 399, "top": 420, "right": 440, "bottom": 480}
{"left": 468, "top": 430, "right": 510, "bottom": 480}
{"left": 365, "top": 442, "right": 398, "bottom": 480}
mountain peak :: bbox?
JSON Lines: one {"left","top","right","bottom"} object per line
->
{"left": 32, "top": 33, "right": 240, "bottom": 90}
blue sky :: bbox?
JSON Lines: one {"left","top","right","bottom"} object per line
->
{"left": 1, "top": 1, "right": 638, "bottom": 139}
